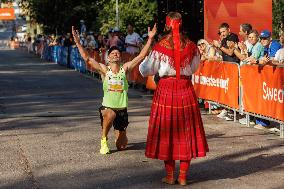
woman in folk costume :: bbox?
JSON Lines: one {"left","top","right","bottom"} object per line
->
{"left": 139, "top": 12, "right": 209, "bottom": 186}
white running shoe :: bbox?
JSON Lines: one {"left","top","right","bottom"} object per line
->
{"left": 268, "top": 128, "right": 280, "bottom": 133}
{"left": 224, "top": 115, "right": 233, "bottom": 121}
{"left": 217, "top": 109, "right": 227, "bottom": 118}
{"left": 239, "top": 118, "right": 247, "bottom": 125}
{"left": 254, "top": 124, "right": 267, "bottom": 130}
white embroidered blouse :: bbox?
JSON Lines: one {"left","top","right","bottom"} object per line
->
{"left": 139, "top": 40, "right": 200, "bottom": 77}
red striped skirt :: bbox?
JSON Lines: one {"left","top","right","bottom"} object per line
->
{"left": 145, "top": 77, "right": 209, "bottom": 160}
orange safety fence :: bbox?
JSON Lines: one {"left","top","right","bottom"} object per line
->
{"left": 85, "top": 48, "right": 101, "bottom": 72}
{"left": 241, "top": 65, "right": 284, "bottom": 121}
{"left": 0, "top": 8, "right": 16, "bottom": 20}
{"left": 100, "top": 48, "right": 107, "bottom": 64}
{"left": 192, "top": 61, "right": 239, "bottom": 109}
{"left": 9, "top": 41, "right": 19, "bottom": 49}
{"left": 122, "top": 52, "right": 147, "bottom": 85}
{"left": 146, "top": 76, "right": 157, "bottom": 90}
{"left": 121, "top": 52, "right": 135, "bottom": 63}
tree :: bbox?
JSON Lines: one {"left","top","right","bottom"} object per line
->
{"left": 272, "top": 0, "right": 284, "bottom": 37}
{"left": 18, "top": 0, "right": 157, "bottom": 35}
{"left": 18, "top": 0, "right": 100, "bottom": 35}
{"left": 91, "top": 0, "right": 157, "bottom": 35}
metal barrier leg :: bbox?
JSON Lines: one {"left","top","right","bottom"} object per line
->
{"left": 246, "top": 114, "right": 250, "bottom": 127}
{"left": 280, "top": 124, "right": 284, "bottom": 138}
{"left": 208, "top": 102, "right": 212, "bottom": 114}
{"left": 234, "top": 110, "right": 237, "bottom": 122}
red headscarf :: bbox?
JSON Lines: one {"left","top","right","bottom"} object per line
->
{"left": 166, "top": 15, "right": 182, "bottom": 79}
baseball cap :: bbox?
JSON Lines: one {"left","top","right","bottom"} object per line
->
{"left": 260, "top": 30, "right": 271, "bottom": 38}
{"left": 113, "top": 27, "right": 120, "bottom": 32}
{"left": 108, "top": 46, "right": 121, "bottom": 55}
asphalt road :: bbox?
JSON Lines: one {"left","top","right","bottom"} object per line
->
{"left": 0, "top": 49, "right": 283, "bottom": 189}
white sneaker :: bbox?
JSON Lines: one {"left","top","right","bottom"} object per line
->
{"left": 254, "top": 124, "right": 267, "bottom": 130}
{"left": 249, "top": 121, "right": 256, "bottom": 126}
{"left": 268, "top": 128, "right": 280, "bottom": 133}
{"left": 239, "top": 118, "right": 247, "bottom": 125}
{"left": 224, "top": 115, "right": 233, "bottom": 121}
{"left": 217, "top": 109, "right": 227, "bottom": 118}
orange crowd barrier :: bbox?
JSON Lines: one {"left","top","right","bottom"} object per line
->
{"left": 121, "top": 52, "right": 135, "bottom": 63}
{"left": 146, "top": 76, "right": 157, "bottom": 90}
{"left": 100, "top": 49, "right": 106, "bottom": 64}
{"left": 85, "top": 49, "right": 100, "bottom": 72}
{"left": 241, "top": 65, "right": 284, "bottom": 121}
{"left": 192, "top": 61, "right": 239, "bottom": 109}
{"left": 131, "top": 64, "right": 147, "bottom": 84}
{"left": 0, "top": 8, "right": 16, "bottom": 20}
{"left": 9, "top": 41, "right": 19, "bottom": 49}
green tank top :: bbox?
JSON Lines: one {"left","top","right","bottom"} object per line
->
{"left": 102, "top": 66, "right": 128, "bottom": 108}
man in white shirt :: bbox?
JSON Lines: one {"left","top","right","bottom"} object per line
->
{"left": 273, "top": 47, "right": 284, "bottom": 65}
{"left": 125, "top": 24, "right": 141, "bottom": 54}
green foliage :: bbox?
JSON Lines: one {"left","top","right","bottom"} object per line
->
{"left": 96, "top": 0, "right": 157, "bottom": 35}
{"left": 19, "top": 0, "right": 157, "bottom": 35}
{"left": 19, "top": 0, "right": 100, "bottom": 34}
{"left": 272, "top": 0, "right": 284, "bottom": 38}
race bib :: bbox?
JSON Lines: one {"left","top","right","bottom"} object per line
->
{"left": 108, "top": 79, "right": 124, "bottom": 92}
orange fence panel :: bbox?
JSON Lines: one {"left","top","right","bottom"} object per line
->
{"left": 192, "top": 61, "right": 239, "bottom": 109}
{"left": 131, "top": 64, "right": 147, "bottom": 84}
{"left": 85, "top": 49, "right": 100, "bottom": 72}
{"left": 0, "top": 8, "right": 16, "bottom": 20}
{"left": 146, "top": 76, "right": 157, "bottom": 90}
{"left": 241, "top": 65, "right": 284, "bottom": 121}
{"left": 121, "top": 52, "right": 135, "bottom": 63}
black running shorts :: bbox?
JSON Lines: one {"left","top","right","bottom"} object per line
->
{"left": 99, "top": 106, "right": 129, "bottom": 131}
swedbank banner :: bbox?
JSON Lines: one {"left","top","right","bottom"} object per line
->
{"left": 192, "top": 61, "right": 239, "bottom": 109}
{"left": 241, "top": 65, "right": 284, "bottom": 121}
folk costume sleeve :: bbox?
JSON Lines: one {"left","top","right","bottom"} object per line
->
{"left": 139, "top": 47, "right": 161, "bottom": 77}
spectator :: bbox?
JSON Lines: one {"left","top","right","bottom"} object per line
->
{"left": 26, "top": 35, "right": 32, "bottom": 53}
{"left": 239, "top": 23, "right": 253, "bottom": 51}
{"left": 272, "top": 47, "right": 284, "bottom": 65}
{"left": 197, "top": 39, "right": 222, "bottom": 61}
{"left": 85, "top": 34, "right": 97, "bottom": 50}
{"left": 213, "top": 23, "right": 240, "bottom": 63}
{"left": 213, "top": 23, "right": 239, "bottom": 121}
{"left": 233, "top": 23, "right": 253, "bottom": 62}
{"left": 106, "top": 27, "right": 124, "bottom": 51}
{"left": 97, "top": 34, "right": 106, "bottom": 50}
{"left": 125, "top": 24, "right": 141, "bottom": 54}
{"left": 80, "top": 32, "right": 87, "bottom": 47}
{"left": 240, "top": 30, "right": 265, "bottom": 65}
{"left": 197, "top": 39, "right": 222, "bottom": 114}
{"left": 106, "top": 29, "right": 114, "bottom": 48}
{"left": 249, "top": 31, "right": 283, "bottom": 129}
{"left": 63, "top": 33, "right": 73, "bottom": 68}
{"left": 115, "top": 27, "right": 126, "bottom": 51}
{"left": 259, "top": 30, "right": 282, "bottom": 65}
{"left": 80, "top": 20, "right": 87, "bottom": 34}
